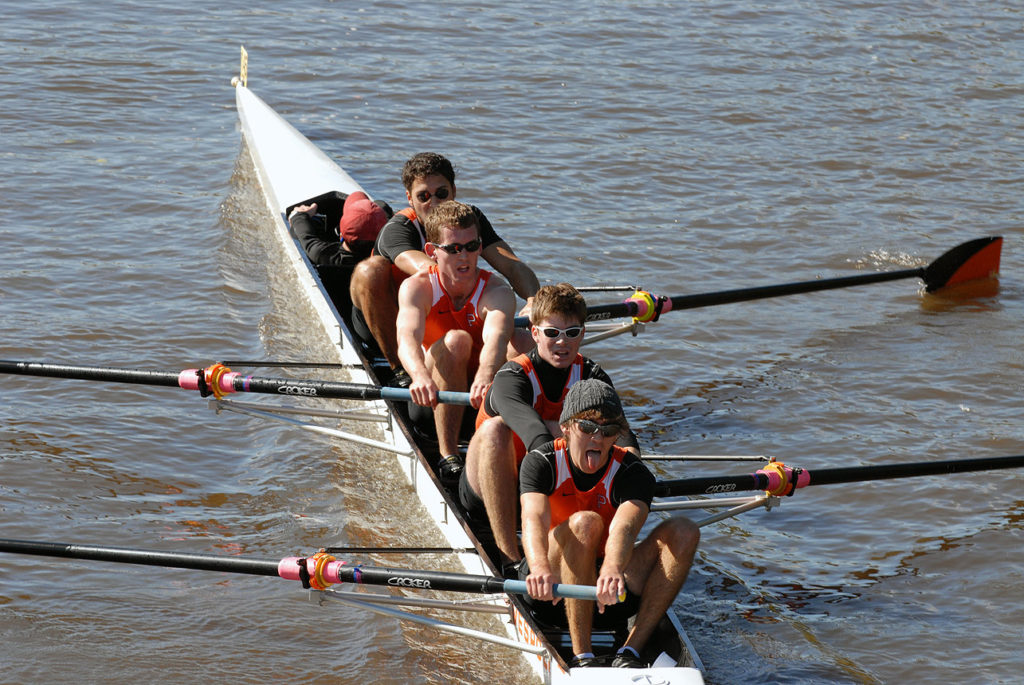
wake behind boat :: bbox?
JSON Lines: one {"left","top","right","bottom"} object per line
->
{"left": 231, "top": 51, "right": 705, "bottom": 683}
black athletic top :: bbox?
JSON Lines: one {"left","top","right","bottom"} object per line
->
{"left": 373, "top": 204, "right": 503, "bottom": 264}
{"left": 519, "top": 440, "right": 655, "bottom": 509}
{"left": 483, "top": 349, "right": 639, "bottom": 454}
{"left": 289, "top": 195, "right": 392, "bottom": 267}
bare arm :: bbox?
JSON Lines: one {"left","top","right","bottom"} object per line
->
{"left": 396, "top": 275, "right": 437, "bottom": 407}
{"left": 596, "top": 500, "right": 649, "bottom": 610}
{"left": 471, "top": 279, "right": 516, "bottom": 408}
{"left": 482, "top": 241, "right": 540, "bottom": 302}
{"left": 520, "top": 491, "right": 558, "bottom": 602}
{"left": 393, "top": 249, "right": 434, "bottom": 276}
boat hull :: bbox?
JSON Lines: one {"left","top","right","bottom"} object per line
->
{"left": 234, "top": 81, "right": 704, "bottom": 685}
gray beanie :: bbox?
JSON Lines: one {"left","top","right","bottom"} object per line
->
{"left": 559, "top": 379, "right": 624, "bottom": 425}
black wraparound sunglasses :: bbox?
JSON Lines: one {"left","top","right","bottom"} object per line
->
{"left": 574, "top": 419, "right": 620, "bottom": 437}
{"left": 430, "top": 238, "right": 482, "bottom": 255}
{"left": 414, "top": 187, "right": 451, "bottom": 203}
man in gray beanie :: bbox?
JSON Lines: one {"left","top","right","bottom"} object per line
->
{"left": 518, "top": 380, "right": 700, "bottom": 669}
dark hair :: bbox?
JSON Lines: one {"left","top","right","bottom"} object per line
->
{"left": 423, "top": 200, "right": 479, "bottom": 244}
{"left": 530, "top": 283, "right": 587, "bottom": 327}
{"left": 401, "top": 152, "right": 456, "bottom": 191}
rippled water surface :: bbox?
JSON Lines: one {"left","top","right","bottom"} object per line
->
{"left": 2, "top": 2, "right": 1022, "bottom": 683}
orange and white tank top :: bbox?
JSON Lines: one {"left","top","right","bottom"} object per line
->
{"left": 547, "top": 437, "right": 626, "bottom": 549}
{"left": 515, "top": 353, "right": 584, "bottom": 421}
{"left": 421, "top": 264, "right": 491, "bottom": 353}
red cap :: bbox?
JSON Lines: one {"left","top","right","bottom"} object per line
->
{"left": 339, "top": 191, "right": 387, "bottom": 244}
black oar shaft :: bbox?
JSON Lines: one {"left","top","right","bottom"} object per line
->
{"left": 584, "top": 268, "right": 924, "bottom": 324}
{"left": 0, "top": 359, "right": 472, "bottom": 405}
{"left": 805, "top": 454, "right": 1024, "bottom": 487}
{"left": 513, "top": 237, "right": 1000, "bottom": 328}
{"left": 0, "top": 360, "right": 384, "bottom": 399}
{"left": 333, "top": 565, "right": 507, "bottom": 594}
{"left": 1, "top": 539, "right": 599, "bottom": 600}
{"left": 515, "top": 268, "right": 927, "bottom": 327}
{"left": 662, "top": 268, "right": 924, "bottom": 313}
{"left": 655, "top": 454, "right": 1024, "bottom": 498}
{"left": 0, "top": 539, "right": 280, "bottom": 576}
{"left": 0, "top": 360, "right": 182, "bottom": 388}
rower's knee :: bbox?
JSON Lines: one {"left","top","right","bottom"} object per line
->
{"left": 508, "top": 327, "right": 535, "bottom": 357}
{"left": 475, "top": 416, "right": 512, "bottom": 445}
{"left": 566, "top": 510, "right": 605, "bottom": 547}
{"left": 350, "top": 255, "right": 391, "bottom": 304}
{"left": 466, "top": 418, "right": 513, "bottom": 484}
{"left": 442, "top": 329, "right": 474, "bottom": 359}
{"left": 660, "top": 517, "right": 700, "bottom": 558}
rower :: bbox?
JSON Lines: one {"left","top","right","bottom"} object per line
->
{"left": 349, "top": 152, "right": 540, "bottom": 387}
{"left": 396, "top": 200, "right": 516, "bottom": 481}
{"left": 459, "top": 283, "right": 641, "bottom": 575}
{"left": 518, "top": 379, "right": 699, "bottom": 669}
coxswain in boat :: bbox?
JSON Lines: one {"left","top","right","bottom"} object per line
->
{"left": 518, "top": 379, "right": 699, "bottom": 669}
{"left": 459, "top": 283, "right": 641, "bottom": 576}
{"left": 287, "top": 191, "right": 391, "bottom": 321}
{"left": 396, "top": 200, "right": 517, "bottom": 481}
{"left": 288, "top": 191, "right": 391, "bottom": 267}
{"left": 350, "top": 152, "right": 539, "bottom": 387}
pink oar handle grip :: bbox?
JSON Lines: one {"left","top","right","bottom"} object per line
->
{"left": 178, "top": 369, "right": 243, "bottom": 394}
{"left": 757, "top": 466, "right": 811, "bottom": 494}
{"left": 278, "top": 556, "right": 355, "bottom": 585}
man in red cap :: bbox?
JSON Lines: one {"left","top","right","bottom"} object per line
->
{"left": 288, "top": 190, "right": 390, "bottom": 267}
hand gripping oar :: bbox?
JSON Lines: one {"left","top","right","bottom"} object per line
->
{"left": 0, "top": 539, "right": 601, "bottom": 601}
{"left": 0, "top": 360, "right": 472, "bottom": 406}
{"left": 654, "top": 453, "right": 1024, "bottom": 499}
{"left": 515, "top": 236, "right": 1002, "bottom": 327}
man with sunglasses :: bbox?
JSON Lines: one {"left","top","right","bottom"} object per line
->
{"left": 350, "top": 152, "right": 539, "bottom": 387}
{"left": 518, "top": 379, "right": 699, "bottom": 669}
{"left": 397, "top": 200, "right": 516, "bottom": 476}
{"left": 458, "top": 283, "right": 640, "bottom": 574}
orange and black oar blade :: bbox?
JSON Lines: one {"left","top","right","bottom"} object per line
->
{"left": 922, "top": 235, "right": 1002, "bottom": 292}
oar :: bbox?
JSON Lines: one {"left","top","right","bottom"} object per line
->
{"left": 515, "top": 236, "right": 1002, "bottom": 327}
{"left": 0, "top": 360, "right": 472, "bottom": 406}
{"left": 654, "top": 453, "right": 1024, "bottom": 498}
{"left": 0, "top": 539, "right": 599, "bottom": 601}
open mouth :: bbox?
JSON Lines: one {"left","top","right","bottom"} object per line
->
{"left": 582, "top": 447, "right": 603, "bottom": 467}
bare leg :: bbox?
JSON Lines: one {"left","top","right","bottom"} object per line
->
{"left": 550, "top": 511, "right": 604, "bottom": 656}
{"left": 427, "top": 329, "right": 472, "bottom": 457}
{"left": 621, "top": 517, "right": 699, "bottom": 654}
{"left": 350, "top": 256, "right": 401, "bottom": 369}
{"left": 466, "top": 417, "right": 520, "bottom": 562}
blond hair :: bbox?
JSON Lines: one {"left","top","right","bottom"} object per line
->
{"left": 423, "top": 200, "right": 479, "bottom": 244}
{"left": 530, "top": 283, "right": 587, "bottom": 326}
